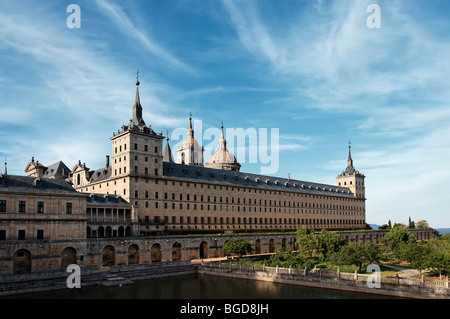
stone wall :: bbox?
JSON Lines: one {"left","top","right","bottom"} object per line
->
{"left": 0, "top": 229, "right": 438, "bottom": 274}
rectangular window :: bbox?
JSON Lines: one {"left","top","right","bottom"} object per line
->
{"left": 0, "top": 200, "right": 5, "bottom": 212}
{"left": 37, "top": 230, "right": 44, "bottom": 240}
{"left": 18, "top": 201, "right": 26, "bottom": 213}
{"left": 66, "top": 203, "right": 72, "bottom": 214}
{"left": 18, "top": 230, "right": 26, "bottom": 240}
{"left": 37, "top": 201, "right": 44, "bottom": 214}
{"left": 0, "top": 230, "right": 6, "bottom": 240}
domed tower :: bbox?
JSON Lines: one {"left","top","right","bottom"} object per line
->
{"left": 336, "top": 143, "right": 365, "bottom": 199}
{"left": 177, "top": 113, "right": 204, "bottom": 166}
{"left": 205, "top": 123, "right": 241, "bottom": 172}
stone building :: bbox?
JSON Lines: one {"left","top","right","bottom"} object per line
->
{"left": 0, "top": 173, "right": 87, "bottom": 273}
{"left": 71, "top": 80, "right": 367, "bottom": 235}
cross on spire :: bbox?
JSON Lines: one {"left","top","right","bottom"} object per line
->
{"left": 136, "top": 69, "right": 140, "bottom": 86}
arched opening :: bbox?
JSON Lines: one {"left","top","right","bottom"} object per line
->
{"left": 281, "top": 238, "right": 287, "bottom": 248}
{"left": 61, "top": 247, "right": 77, "bottom": 268}
{"left": 125, "top": 226, "right": 132, "bottom": 237}
{"left": 98, "top": 226, "right": 105, "bottom": 238}
{"left": 118, "top": 226, "right": 124, "bottom": 237}
{"left": 13, "top": 249, "right": 31, "bottom": 274}
{"left": 269, "top": 239, "right": 275, "bottom": 253}
{"left": 172, "top": 242, "right": 182, "bottom": 261}
{"left": 86, "top": 226, "right": 91, "bottom": 238}
{"left": 255, "top": 239, "right": 262, "bottom": 254}
{"left": 102, "top": 245, "right": 115, "bottom": 266}
{"left": 151, "top": 243, "right": 162, "bottom": 262}
{"left": 128, "top": 244, "right": 140, "bottom": 264}
{"left": 200, "top": 241, "right": 208, "bottom": 259}
{"left": 105, "top": 226, "right": 112, "bottom": 237}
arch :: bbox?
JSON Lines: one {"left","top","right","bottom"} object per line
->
{"left": 105, "top": 226, "right": 112, "bottom": 237}
{"left": 172, "top": 242, "right": 182, "bottom": 261}
{"left": 61, "top": 247, "right": 77, "bottom": 267}
{"left": 125, "top": 226, "right": 132, "bottom": 237}
{"left": 200, "top": 241, "right": 208, "bottom": 259}
{"left": 13, "top": 249, "right": 31, "bottom": 274}
{"left": 128, "top": 244, "right": 140, "bottom": 264}
{"left": 118, "top": 226, "right": 124, "bottom": 237}
{"left": 269, "top": 238, "right": 275, "bottom": 253}
{"left": 98, "top": 226, "right": 105, "bottom": 238}
{"left": 102, "top": 245, "right": 115, "bottom": 266}
{"left": 86, "top": 226, "right": 91, "bottom": 238}
{"left": 255, "top": 239, "right": 262, "bottom": 254}
{"left": 151, "top": 243, "right": 162, "bottom": 262}
{"left": 281, "top": 238, "right": 287, "bottom": 248}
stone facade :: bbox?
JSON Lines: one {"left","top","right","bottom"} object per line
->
{"left": 71, "top": 80, "right": 367, "bottom": 236}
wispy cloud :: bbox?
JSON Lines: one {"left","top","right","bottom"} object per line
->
{"left": 94, "top": 0, "right": 196, "bottom": 75}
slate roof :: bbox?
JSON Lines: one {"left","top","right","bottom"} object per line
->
{"left": 0, "top": 174, "right": 86, "bottom": 197}
{"left": 42, "top": 161, "right": 70, "bottom": 179}
{"left": 162, "top": 162, "right": 355, "bottom": 198}
{"left": 88, "top": 165, "right": 112, "bottom": 183}
{"left": 86, "top": 193, "right": 130, "bottom": 207}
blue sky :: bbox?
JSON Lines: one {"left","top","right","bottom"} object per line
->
{"left": 1, "top": 0, "right": 450, "bottom": 228}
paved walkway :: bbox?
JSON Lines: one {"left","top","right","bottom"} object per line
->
{"left": 383, "top": 264, "right": 421, "bottom": 278}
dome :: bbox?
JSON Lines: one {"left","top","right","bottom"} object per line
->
{"left": 205, "top": 123, "right": 240, "bottom": 172}
{"left": 207, "top": 148, "right": 238, "bottom": 165}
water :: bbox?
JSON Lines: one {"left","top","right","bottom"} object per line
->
{"left": 8, "top": 274, "right": 399, "bottom": 299}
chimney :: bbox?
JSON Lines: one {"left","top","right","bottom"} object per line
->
{"left": 105, "top": 155, "right": 110, "bottom": 168}
{"left": 288, "top": 173, "right": 290, "bottom": 181}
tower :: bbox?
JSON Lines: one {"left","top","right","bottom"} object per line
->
{"left": 205, "top": 123, "right": 241, "bottom": 172}
{"left": 336, "top": 143, "right": 365, "bottom": 199}
{"left": 109, "top": 73, "right": 165, "bottom": 204}
{"left": 177, "top": 113, "right": 204, "bottom": 166}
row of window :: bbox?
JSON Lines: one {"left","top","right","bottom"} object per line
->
{"left": 0, "top": 200, "right": 72, "bottom": 214}
{"left": 0, "top": 229, "right": 44, "bottom": 240}
{"left": 143, "top": 215, "right": 364, "bottom": 226}
{"left": 147, "top": 201, "right": 364, "bottom": 215}
{"left": 114, "top": 143, "right": 158, "bottom": 154}
{"left": 138, "top": 192, "right": 363, "bottom": 211}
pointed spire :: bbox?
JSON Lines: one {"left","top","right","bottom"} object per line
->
{"left": 163, "top": 131, "right": 175, "bottom": 163}
{"left": 347, "top": 141, "right": 353, "bottom": 168}
{"left": 344, "top": 141, "right": 356, "bottom": 175}
{"left": 187, "top": 112, "right": 194, "bottom": 139}
{"left": 218, "top": 121, "right": 227, "bottom": 151}
{"left": 4, "top": 158, "right": 7, "bottom": 176}
{"left": 131, "top": 70, "right": 146, "bottom": 127}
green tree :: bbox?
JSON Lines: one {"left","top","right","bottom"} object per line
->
{"left": 223, "top": 238, "right": 254, "bottom": 258}
{"left": 426, "top": 236, "right": 450, "bottom": 276}
{"left": 382, "top": 226, "right": 417, "bottom": 252}
{"left": 394, "top": 241, "right": 429, "bottom": 273}
{"left": 295, "top": 226, "right": 319, "bottom": 259}
{"left": 331, "top": 241, "right": 383, "bottom": 272}
{"left": 416, "top": 220, "right": 430, "bottom": 230}
{"left": 318, "top": 229, "right": 345, "bottom": 260}
{"left": 408, "top": 217, "right": 416, "bottom": 229}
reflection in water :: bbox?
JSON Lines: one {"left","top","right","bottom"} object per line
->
{"left": 9, "top": 274, "right": 398, "bottom": 299}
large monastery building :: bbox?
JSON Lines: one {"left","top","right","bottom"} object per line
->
{"left": 65, "top": 79, "right": 366, "bottom": 236}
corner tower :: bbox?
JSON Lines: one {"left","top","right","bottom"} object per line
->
{"left": 336, "top": 144, "right": 365, "bottom": 199}
{"left": 110, "top": 73, "right": 165, "bottom": 204}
